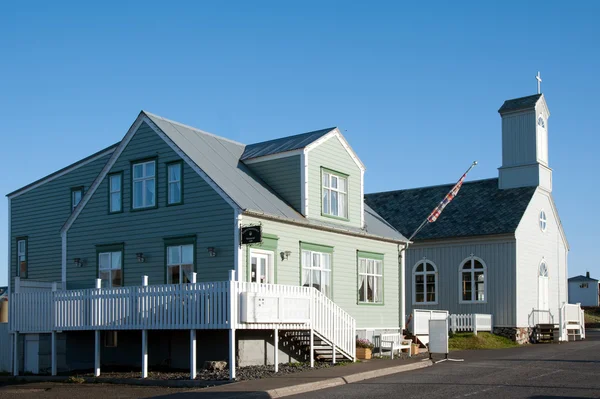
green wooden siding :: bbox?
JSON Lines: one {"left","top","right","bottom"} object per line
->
{"left": 9, "top": 153, "right": 113, "bottom": 291}
{"left": 308, "top": 136, "right": 362, "bottom": 228}
{"left": 67, "top": 122, "right": 235, "bottom": 289}
{"left": 247, "top": 155, "right": 302, "bottom": 212}
{"left": 241, "top": 215, "right": 400, "bottom": 329}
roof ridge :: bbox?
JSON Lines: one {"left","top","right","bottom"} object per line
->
{"left": 245, "top": 127, "right": 337, "bottom": 147}
{"left": 366, "top": 177, "right": 499, "bottom": 196}
{"left": 142, "top": 110, "right": 246, "bottom": 147}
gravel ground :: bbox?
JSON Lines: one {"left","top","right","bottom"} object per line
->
{"left": 79, "top": 361, "right": 351, "bottom": 381}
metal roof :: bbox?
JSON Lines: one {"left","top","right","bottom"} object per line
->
{"left": 241, "top": 128, "right": 335, "bottom": 160}
{"left": 568, "top": 275, "right": 599, "bottom": 282}
{"left": 366, "top": 178, "right": 536, "bottom": 241}
{"left": 144, "top": 112, "right": 406, "bottom": 242}
{"left": 498, "top": 94, "right": 542, "bottom": 114}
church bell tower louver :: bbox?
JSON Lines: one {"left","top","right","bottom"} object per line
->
{"left": 497, "top": 92, "right": 552, "bottom": 192}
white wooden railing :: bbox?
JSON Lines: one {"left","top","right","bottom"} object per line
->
{"left": 449, "top": 313, "right": 493, "bottom": 335}
{"left": 528, "top": 309, "right": 554, "bottom": 327}
{"left": 10, "top": 278, "right": 355, "bottom": 360}
{"left": 559, "top": 303, "right": 585, "bottom": 341}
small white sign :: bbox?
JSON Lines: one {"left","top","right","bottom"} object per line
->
{"left": 428, "top": 318, "right": 449, "bottom": 356}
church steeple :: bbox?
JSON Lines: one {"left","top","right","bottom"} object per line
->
{"left": 497, "top": 93, "right": 552, "bottom": 192}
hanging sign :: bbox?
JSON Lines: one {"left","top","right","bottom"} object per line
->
{"left": 241, "top": 226, "right": 262, "bottom": 245}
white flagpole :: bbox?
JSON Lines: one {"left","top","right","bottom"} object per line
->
{"left": 405, "top": 161, "right": 478, "bottom": 243}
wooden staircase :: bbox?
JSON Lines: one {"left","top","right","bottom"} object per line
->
{"left": 284, "top": 330, "right": 351, "bottom": 362}
{"left": 532, "top": 324, "right": 559, "bottom": 343}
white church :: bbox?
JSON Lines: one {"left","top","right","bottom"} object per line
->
{"left": 366, "top": 92, "right": 569, "bottom": 343}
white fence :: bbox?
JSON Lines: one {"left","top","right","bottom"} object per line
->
{"left": 10, "top": 277, "right": 355, "bottom": 361}
{"left": 449, "top": 313, "right": 493, "bottom": 335}
{"left": 0, "top": 323, "right": 10, "bottom": 372}
{"left": 412, "top": 309, "right": 449, "bottom": 344}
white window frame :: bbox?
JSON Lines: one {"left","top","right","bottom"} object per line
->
{"left": 412, "top": 259, "right": 438, "bottom": 305}
{"left": 17, "top": 239, "right": 27, "bottom": 278}
{"left": 166, "top": 244, "right": 195, "bottom": 284}
{"left": 249, "top": 248, "right": 275, "bottom": 284}
{"left": 301, "top": 250, "right": 332, "bottom": 298}
{"left": 458, "top": 256, "right": 487, "bottom": 304}
{"left": 109, "top": 174, "right": 122, "bottom": 213}
{"left": 539, "top": 210, "right": 547, "bottom": 232}
{"left": 322, "top": 169, "right": 348, "bottom": 219}
{"left": 98, "top": 251, "right": 122, "bottom": 288}
{"left": 358, "top": 257, "right": 383, "bottom": 304}
{"left": 167, "top": 162, "right": 182, "bottom": 205}
{"left": 71, "top": 188, "right": 83, "bottom": 211}
{"left": 132, "top": 160, "right": 156, "bottom": 209}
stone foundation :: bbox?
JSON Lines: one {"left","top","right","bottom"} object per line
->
{"left": 493, "top": 327, "right": 531, "bottom": 344}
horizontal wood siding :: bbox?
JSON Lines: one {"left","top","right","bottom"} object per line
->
{"left": 67, "top": 122, "right": 234, "bottom": 289}
{"left": 247, "top": 155, "right": 302, "bottom": 212}
{"left": 406, "top": 236, "right": 517, "bottom": 327}
{"left": 515, "top": 189, "right": 568, "bottom": 327}
{"left": 308, "top": 136, "right": 362, "bottom": 228}
{"left": 241, "top": 215, "right": 400, "bottom": 329}
{"left": 10, "top": 153, "right": 112, "bottom": 291}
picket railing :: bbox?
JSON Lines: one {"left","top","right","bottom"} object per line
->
{"left": 10, "top": 277, "right": 355, "bottom": 360}
{"left": 449, "top": 313, "right": 493, "bottom": 335}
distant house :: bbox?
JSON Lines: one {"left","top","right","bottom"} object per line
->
{"left": 367, "top": 93, "right": 569, "bottom": 343}
{"left": 568, "top": 273, "right": 599, "bottom": 307}
{"left": 7, "top": 112, "right": 408, "bottom": 376}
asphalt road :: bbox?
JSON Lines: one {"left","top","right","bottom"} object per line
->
{"left": 290, "top": 331, "right": 600, "bottom": 399}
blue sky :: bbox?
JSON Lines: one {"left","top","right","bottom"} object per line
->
{"left": 0, "top": 1, "right": 598, "bottom": 286}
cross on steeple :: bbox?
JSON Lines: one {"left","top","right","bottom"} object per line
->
{"left": 536, "top": 71, "right": 542, "bottom": 94}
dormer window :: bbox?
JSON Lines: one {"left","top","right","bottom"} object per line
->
{"left": 322, "top": 168, "right": 348, "bottom": 219}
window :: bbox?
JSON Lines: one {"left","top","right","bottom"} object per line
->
{"left": 167, "top": 162, "right": 182, "bottom": 205}
{"left": 71, "top": 187, "right": 83, "bottom": 211}
{"left": 109, "top": 173, "right": 122, "bottom": 213}
{"left": 413, "top": 260, "right": 437, "bottom": 304}
{"left": 358, "top": 252, "right": 383, "bottom": 304}
{"left": 322, "top": 169, "right": 348, "bottom": 219}
{"left": 539, "top": 261, "right": 548, "bottom": 277}
{"left": 460, "top": 257, "right": 486, "bottom": 303}
{"left": 580, "top": 283, "right": 589, "bottom": 289}
{"left": 167, "top": 244, "right": 194, "bottom": 284}
{"left": 132, "top": 160, "right": 156, "bottom": 209}
{"left": 301, "top": 244, "right": 332, "bottom": 298}
{"left": 539, "top": 210, "right": 547, "bottom": 232}
{"left": 104, "top": 331, "right": 118, "bottom": 348}
{"left": 98, "top": 248, "right": 123, "bottom": 288}
{"left": 16, "top": 238, "right": 27, "bottom": 278}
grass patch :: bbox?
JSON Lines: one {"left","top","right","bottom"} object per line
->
{"left": 584, "top": 307, "right": 600, "bottom": 328}
{"left": 449, "top": 332, "right": 519, "bottom": 351}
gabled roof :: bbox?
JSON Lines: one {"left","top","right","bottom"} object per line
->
{"left": 241, "top": 127, "right": 335, "bottom": 160}
{"left": 365, "top": 178, "right": 536, "bottom": 241}
{"left": 62, "top": 111, "right": 406, "bottom": 243}
{"left": 498, "top": 94, "right": 542, "bottom": 114}
{"left": 6, "top": 143, "right": 118, "bottom": 199}
{"left": 568, "top": 275, "right": 599, "bottom": 282}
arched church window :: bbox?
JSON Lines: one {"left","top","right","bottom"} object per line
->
{"left": 540, "top": 210, "right": 547, "bottom": 232}
{"left": 459, "top": 256, "right": 487, "bottom": 303}
{"left": 413, "top": 260, "right": 437, "bottom": 304}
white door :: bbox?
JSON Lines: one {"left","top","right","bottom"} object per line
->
{"left": 250, "top": 250, "right": 274, "bottom": 284}
{"left": 24, "top": 334, "right": 39, "bottom": 374}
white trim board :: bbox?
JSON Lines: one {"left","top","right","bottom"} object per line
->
{"left": 61, "top": 113, "right": 241, "bottom": 235}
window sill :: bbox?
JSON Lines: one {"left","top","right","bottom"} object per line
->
{"left": 131, "top": 205, "right": 158, "bottom": 212}
{"left": 321, "top": 213, "right": 350, "bottom": 222}
{"left": 166, "top": 202, "right": 183, "bottom": 207}
{"left": 412, "top": 302, "right": 438, "bottom": 306}
{"left": 358, "top": 301, "right": 385, "bottom": 306}
{"left": 458, "top": 301, "right": 488, "bottom": 305}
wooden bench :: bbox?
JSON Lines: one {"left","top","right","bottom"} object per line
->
{"left": 373, "top": 333, "right": 412, "bottom": 359}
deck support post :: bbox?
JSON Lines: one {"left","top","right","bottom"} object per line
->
{"left": 142, "top": 330, "right": 148, "bottom": 378}
{"left": 190, "top": 330, "right": 196, "bottom": 380}
{"left": 229, "top": 329, "right": 236, "bottom": 380}
{"left": 13, "top": 332, "right": 18, "bottom": 376}
{"left": 309, "top": 329, "right": 314, "bottom": 368}
{"left": 51, "top": 331, "right": 57, "bottom": 376}
{"left": 94, "top": 330, "right": 101, "bottom": 377}
{"left": 274, "top": 328, "right": 279, "bottom": 373}
{"left": 332, "top": 318, "right": 336, "bottom": 364}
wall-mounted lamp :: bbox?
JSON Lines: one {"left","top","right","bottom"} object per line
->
{"left": 280, "top": 250, "right": 292, "bottom": 261}
{"left": 207, "top": 247, "right": 217, "bottom": 257}
{"left": 136, "top": 253, "right": 146, "bottom": 263}
{"left": 73, "top": 258, "right": 83, "bottom": 267}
